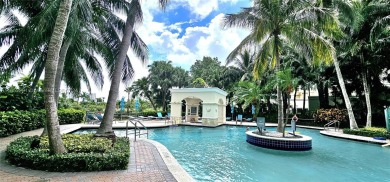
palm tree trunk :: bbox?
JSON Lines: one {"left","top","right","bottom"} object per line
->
{"left": 41, "top": 38, "right": 72, "bottom": 137}
{"left": 282, "top": 93, "right": 291, "bottom": 137}
{"left": 303, "top": 88, "right": 306, "bottom": 115}
{"left": 146, "top": 95, "right": 157, "bottom": 111}
{"left": 362, "top": 71, "right": 372, "bottom": 127}
{"left": 333, "top": 59, "right": 358, "bottom": 129}
{"left": 97, "top": 13, "right": 135, "bottom": 135}
{"left": 55, "top": 38, "right": 72, "bottom": 104}
{"left": 293, "top": 88, "right": 297, "bottom": 113}
{"left": 127, "top": 92, "right": 130, "bottom": 114}
{"left": 44, "top": 0, "right": 73, "bottom": 154}
{"left": 28, "top": 62, "right": 45, "bottom": 99}
{"left": 275, "top": 36, "right": 284, "bottom": 132}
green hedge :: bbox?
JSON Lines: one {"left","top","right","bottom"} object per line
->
{"left": 6, "top": 135, "right": 130, "bottom": 172}
{"left": 130, "top": 111, "right": 168, "bottom": 117}
{"left": 0, "top": 109, "right": 84, "bottom": 137}
{"left": 343, "top": 127, "right": 390, "bottom": 139}
{"left": 58, "top": 109, "right": 84, "bottom": 124}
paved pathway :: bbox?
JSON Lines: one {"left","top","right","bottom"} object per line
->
{"left": 0, "top": 125, "right": 178, "bottom": 182}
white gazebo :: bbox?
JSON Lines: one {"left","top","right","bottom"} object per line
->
{"left": 170, "top": 88, "right": 228, "bottom": 126}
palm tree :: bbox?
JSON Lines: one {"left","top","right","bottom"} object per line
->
{"left": 224, "top": 0, "right": 340, "bottom": 132}
{"left": 148, "top": 61, "right": 175, "bottom": 112}
{"left": 43, "top": 0, "right": 73, "bottom": 154}
{"left": 269, "top": 68, "right": 299, "bottom": 136}
{"left": 0, "top": 0, "right": 136, "bottom": 98}
{"left": 226, "top": 49, "right": 255, "bottom": 81}
{"left": 130, "top": 77, "right": 156, "bottom": 110}
{"left": 233, "top": 81, "right": 266, "bottom": 119}
{"left": 97, "top": 0, "right": 169, "bottom": 135}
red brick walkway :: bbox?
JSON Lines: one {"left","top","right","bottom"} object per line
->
{"left": 0, "top": 125, "right": 177, "bottom": 182}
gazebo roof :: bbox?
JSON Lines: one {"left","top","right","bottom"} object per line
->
{"left": 170, "top": 87, "right": 228, "bottom": 96}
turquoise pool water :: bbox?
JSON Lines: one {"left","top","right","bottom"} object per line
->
{"left": 74, "top": 126, "right": 390, "bottom": 182}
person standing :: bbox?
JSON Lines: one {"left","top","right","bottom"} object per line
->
{"left": 291, "top": 114, "right": 298, "bottom": 135}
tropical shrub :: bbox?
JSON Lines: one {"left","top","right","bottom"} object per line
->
{"left": 0, "top": 109, "right": 84, "bottom": 137}
{"left": 134, "top": 111, "right": 168, "bottom": 117}
{"left": 39, "top": 134, "right": 112, "bottom": 153}
{"left": 58, "top": 109, "right": 84, "bottom": 124}
{"left": 6, "top": 135, "right": 130, "bottom": 172}
{"left": 0, "top": 87, "right": 44, "bottom": 111}
{"left": 313, "top": 108, "right": 348, "bottom": 125}
{"left": 343, "top": 127, "right": 390, "bottom": 139}
{"left": 0, "top": 110, "right": 45, "bottom": 137}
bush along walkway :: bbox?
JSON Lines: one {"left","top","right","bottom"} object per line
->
{"left": 0, "top": 124, "right": 177, "bottom": 182}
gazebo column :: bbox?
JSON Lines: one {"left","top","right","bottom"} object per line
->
{"left": 170, "top": 102, "right": 182, "bottom": 124}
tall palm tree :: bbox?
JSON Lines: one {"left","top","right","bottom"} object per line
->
{"left": 44, "top": 0, "right": 73, "bottom": 154}
{"left": 224, "top": 0, "right": 340, "bottom": 132}
{"left": 97, "top": 0, "right": 169, "bottom": 135}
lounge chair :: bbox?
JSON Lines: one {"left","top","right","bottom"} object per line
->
{"left": 96, "top": 113, "right": 103, "bottom": 121}
{"left": 87, "top": 113, "right": 100, "bottom": 124}
{"left": 226, "top": 117, "right": 232, "bottom": 121}
{"left": 157, "top": 112, "right": 164, "bottom": 119}
{"left": 237, "top": 114, "right": 243, "bottom": 124}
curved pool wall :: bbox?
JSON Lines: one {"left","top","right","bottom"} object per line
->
{"left": 246, "top": 131, "right": 312, "bottom": 151}
{"left": 73, "top": 126, "right": 390, "bottom": 182}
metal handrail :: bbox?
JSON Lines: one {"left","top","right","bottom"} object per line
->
{"left": 126, "top": 117, "right": 148, "bottom": 141}
{"left": 324, "top": 120, "right": 340, "bottom": 131}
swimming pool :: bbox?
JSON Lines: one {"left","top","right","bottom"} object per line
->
{"left": 74, "top": 126, "right": 390, "bottom": 182}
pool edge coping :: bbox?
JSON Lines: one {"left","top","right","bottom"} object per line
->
{"left": 141, "top": 138, "right": 195, "bottom": 182}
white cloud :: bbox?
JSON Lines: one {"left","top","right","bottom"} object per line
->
{"left": 135, "top": 12, "right": 249, "bottom": 70}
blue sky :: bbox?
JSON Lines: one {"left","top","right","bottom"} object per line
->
{"left": 129, "top": 0, "right": 251, "bottom": 77}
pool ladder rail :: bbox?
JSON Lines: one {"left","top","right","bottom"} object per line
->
{"left": 126, "top": 117, "right": 148, "bottom": 141}
{"left": 324, "top": 120, "right": 340, "bottom": 131}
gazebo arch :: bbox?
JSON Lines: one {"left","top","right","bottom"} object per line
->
{"left": 170, "top": 88, "right": 228, "bottom": 126}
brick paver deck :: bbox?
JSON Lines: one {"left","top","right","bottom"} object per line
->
{"left": 0, "top": 125, "right": 177, "bottom": 182}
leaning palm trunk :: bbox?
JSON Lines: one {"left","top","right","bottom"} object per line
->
{"left": 41, "top": 39, "right": 72, "bottom": 137}
{"left": 333, "top": 59, "right": 358, "bottom": 129}
{"left": 362, "top": 71, "right": 372, "bottom": 127}
{"left": 97, "top": 14, "right": 135, "bottom": 135}
{"left": 44, "top": 0, "right": 73, "bottom": 154}
{"left": 55, "top": 38, "right": 72, "bottom": 104}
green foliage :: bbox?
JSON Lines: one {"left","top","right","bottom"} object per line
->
{"left": 190, "top": 56, "right": 233, "bottom": 89}
{"left": 134, "top": 111, "right": 168, "bottom": 117}
{"left": 6, "top": 135, "right": 130, "bottom": 172}
{"left": 314, "top": 108, "right": 348, "bottom": 122}
{"left": 40, "top": 134, "right": 112, "bottom": 153}
{"left": 0, "top": 109, "right": 84, "bottom": 137}
{"left": 58, "top": 109, "right": 85, "bottom": 124}
{"left": 0, "top": 80, "right": 44, "bottom": 111}
{"left": 343, "top": 127, "right": 390, "bottom": 139}
{"left": 0, "top": 110, "right": 45, "bottom": 137}
{"left": 233, "top": 81, "right": 266, "bottom": 118}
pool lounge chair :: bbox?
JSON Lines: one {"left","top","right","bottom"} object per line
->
{"left": 157, "top": 112, "right": 164, "bottom": 119}
{"left": 87, "top": 113, "right": 100, "bottom": 124}
{"left": 237, "top": 114, "right": 243, "bottom": 124}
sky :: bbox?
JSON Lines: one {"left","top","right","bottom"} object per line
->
{"left": 0, "top": 0, "right": 252, "bottom": 99}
